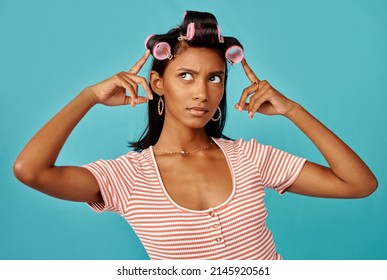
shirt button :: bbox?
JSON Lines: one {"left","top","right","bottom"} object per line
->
{"left": 212, "top": 224, "right": 219, "bottom": 228}
{"left": 216, "top": 237, "right": 222, "bottom": 242}
{"left": 210, "top": 211, "right": 216, "bottom": 217}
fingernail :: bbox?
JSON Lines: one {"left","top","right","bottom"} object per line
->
{"left": 248, "top": 112, "right": 253, "bottom": 118}
{"left": 238, "top": 105, "right": 242, "bottom": 112}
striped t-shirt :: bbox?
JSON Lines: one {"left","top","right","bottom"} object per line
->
{"left": 84, "top": 138, "right": 306, "bottom": 259}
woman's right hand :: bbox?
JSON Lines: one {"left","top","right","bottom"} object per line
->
{"left": 13, "top": 50, "right": 154, "bottom": 203}
{"left": 87, "top": 50, "right": 153, "bottom": 107}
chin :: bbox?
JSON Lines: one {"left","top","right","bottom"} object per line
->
{"left": 184, "top": 118, "right": 211, "bottom": 129}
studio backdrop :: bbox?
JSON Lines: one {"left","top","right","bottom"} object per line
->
{"left": 1, "top": 0, "right": 386, "bottom": 259}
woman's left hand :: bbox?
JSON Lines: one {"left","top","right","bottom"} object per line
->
{"left": 236, "top": 59, "right": 378, "bottom": 198}
{"left": 235, "top": 58, "right": 297, "bottom": 118}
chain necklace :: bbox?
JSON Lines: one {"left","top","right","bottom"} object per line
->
{"left": 153, "top": 141, "right": 213, "bottom": 155}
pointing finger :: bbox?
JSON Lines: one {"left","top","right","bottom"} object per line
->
{"left": 128, "top": 50, "right": 151, "bottom": 75}
{"left": 241, "top": 58, "right": 260, "bottom": 84}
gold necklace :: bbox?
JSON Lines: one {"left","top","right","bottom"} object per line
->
{"left": 153, "top": 141, "right": 213, "bottom": 155}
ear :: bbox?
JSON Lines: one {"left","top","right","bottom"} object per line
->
{"left": 149, "top": 71, "right": 164, "bottom": 96}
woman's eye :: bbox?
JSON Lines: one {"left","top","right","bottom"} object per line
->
{"left": 180, "top": 73, "right": 193, "bottom": 80}
{"left": 209, "top": 75, "right": 221, "bottom": 83}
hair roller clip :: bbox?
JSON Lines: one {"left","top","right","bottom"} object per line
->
{"left": 225, "top": 45, "right": 244, "bottom": 64}
{"left": 153, "top": 42, "right": 173, "bottom": 60}
{"left": 217, "top": 25, "right": 224, "bottom": 43}
{"left": 178, "top": 22, "right": 195, "bottom": 41}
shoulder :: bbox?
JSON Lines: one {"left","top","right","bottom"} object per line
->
{"left": 118, "top": 148, "right": 153, "bottom": 168}
{"left": 88, "top": 148, "right": 153, "bottom": 172}
{"left": 214, "top": 137, "right": 260, "bottom": 148}
{"left": 213, "top": 137, "right": 262, "bottom": 154}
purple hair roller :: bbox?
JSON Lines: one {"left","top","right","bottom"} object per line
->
{"left": 225, "top": 45, "right": 244, "bottom": 64}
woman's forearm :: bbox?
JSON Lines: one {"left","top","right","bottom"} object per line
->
{"left": 285, "top": 103, "right": 378, "bottom": 191}
{"left": 13, "top": 88, "right": 96, "bottom": 183}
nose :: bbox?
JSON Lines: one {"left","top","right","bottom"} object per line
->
{"left": 192, "top": 79, "right": 208, "bottom": 102}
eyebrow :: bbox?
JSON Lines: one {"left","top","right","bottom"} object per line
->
{"left": 176, "top": 68, "right": 225, "bottom": 75}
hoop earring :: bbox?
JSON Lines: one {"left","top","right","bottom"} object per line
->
{"left": 212, "top": 107, "right": 221, "bottom": 121}
{"left": 158, "top": 97, "right": 164, "bottom": 116}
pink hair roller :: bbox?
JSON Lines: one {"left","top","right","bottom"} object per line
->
{"left": 144, "top": 34, "right": 173, "bottom": 60}
{"left": 178, "top": 22, "right": 195, "bottom": 41}
{"left": 225, "top": 45, "right": 244, "bottom": 64}
{"left": 153, "top": 42, "right": 173, "bottom": 60}
{"left": 186, "top": 22, "right": 195, "bottom": 40}
{"left": 182, "top": 11, "right": 187, "bottom": 24}
{"left": 144, "top": 34, "right": 155, "bottom": 49}
{"left": 217, "top": 25, "right": 224, "bottom": 43}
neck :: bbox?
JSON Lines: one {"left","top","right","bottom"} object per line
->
{"left": 156, "top": 121, "right": 212, "bottom": 151}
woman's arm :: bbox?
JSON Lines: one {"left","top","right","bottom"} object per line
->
{"left": 14, "top": 91, "right": 103, "bottom": 202}
{"left": 237, "top": 59, "right": 378, "bottom": 198}
{"left": 283, "top": 104, "right": 377, "bottom": 198}
{"left": 13, "top": 51, "right": 152, "bottom": 202}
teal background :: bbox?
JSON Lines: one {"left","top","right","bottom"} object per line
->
{"left": 1, "top": 0, "right": 386, "bottom": 260}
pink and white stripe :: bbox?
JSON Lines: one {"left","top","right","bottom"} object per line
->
{"left": 84, "top": 138, "right": 306, "bottom": 260}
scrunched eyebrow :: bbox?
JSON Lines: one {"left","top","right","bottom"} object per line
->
{"left": 176, "top": 68, "right": 225, "bottom": 76}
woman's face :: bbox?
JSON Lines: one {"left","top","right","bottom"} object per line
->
{"left": 157, "top": 47, "right": 226, "bottom": 130}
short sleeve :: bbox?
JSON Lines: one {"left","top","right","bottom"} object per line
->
{"left": 239, "top": 138, "right": 306, "bottom": 194}
{"left": 82, "top": 152, "right": 139, "bottom": 213}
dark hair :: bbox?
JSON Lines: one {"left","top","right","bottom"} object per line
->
{"left": 130, "top": 11, "right": 243, "bottom": 151}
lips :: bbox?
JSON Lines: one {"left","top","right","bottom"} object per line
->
{"left": 187, "top": 106, "right": 209, "bottom": 117}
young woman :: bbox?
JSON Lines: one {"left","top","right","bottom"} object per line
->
{"left": 13, "top": 11, "right": 377, "bottom": 260}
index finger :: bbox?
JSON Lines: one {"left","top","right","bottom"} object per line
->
{"left": 241, "top": 58, "right": 260, "bottom": 83}
{"left": 128, "top": 50, "right": 151, "bottom": 74}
